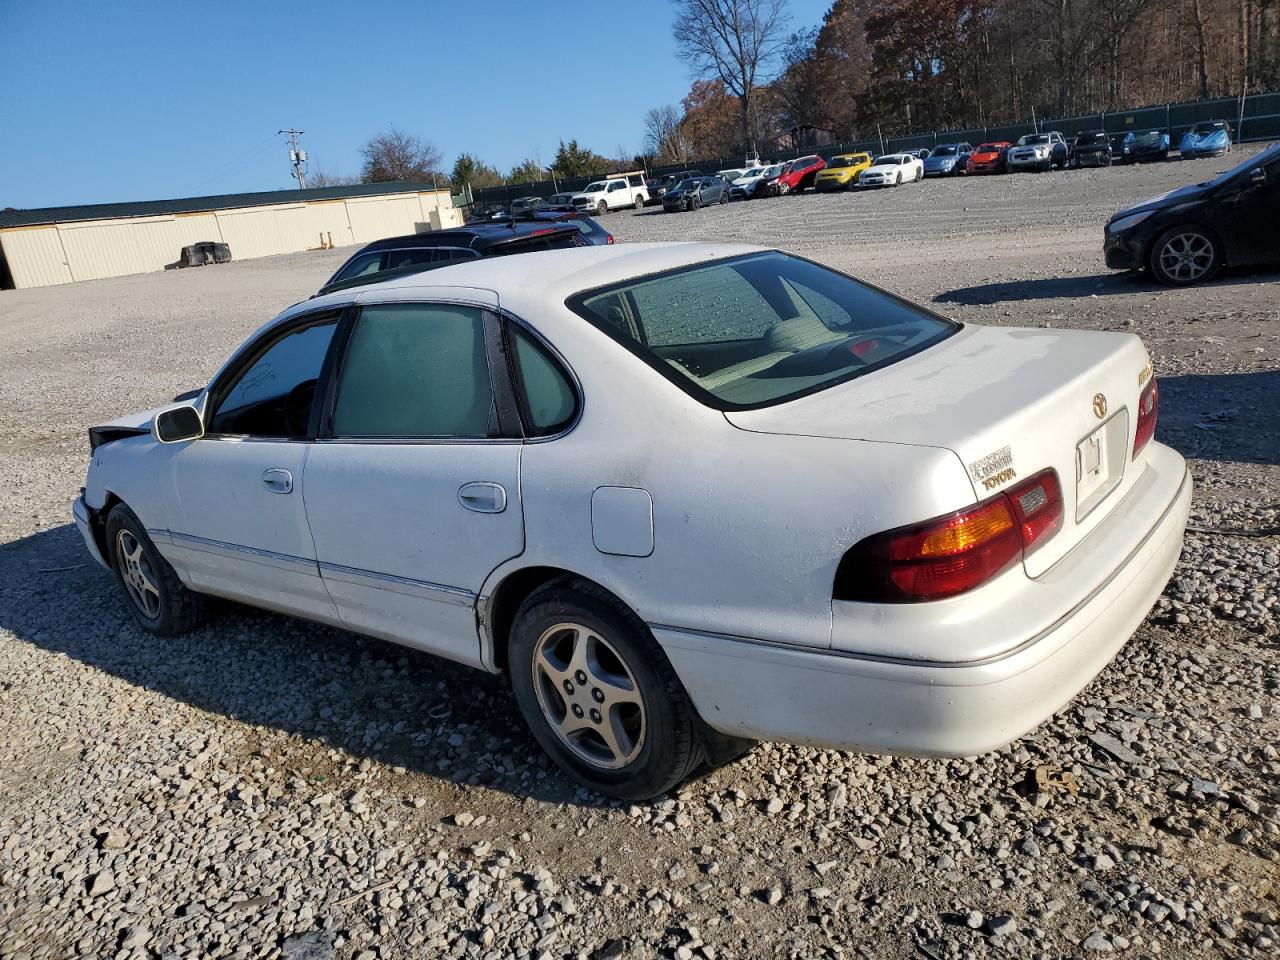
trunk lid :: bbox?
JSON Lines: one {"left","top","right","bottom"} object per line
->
{"left": 726, "top": 324, "right": 1154, "bottom": 576}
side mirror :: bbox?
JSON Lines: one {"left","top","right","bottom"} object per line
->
{"left": 1249, "top": 167, "right": 1266, "bottom": 183}
{"left": 154, "top": 404, "right": 204, "bottom": 444}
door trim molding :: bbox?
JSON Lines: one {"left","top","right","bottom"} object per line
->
{"left": 168, "top": 531, "right": 318, "bottom": 576}
{"left": 318, "top": 561, "right": 476, "bottom": 607}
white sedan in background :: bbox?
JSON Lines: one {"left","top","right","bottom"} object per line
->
{"left": 859, "top": 153, "right": 925, "bottom": 187}
{"left": 74, "top": 243, "right": 1189, "bottom": 800}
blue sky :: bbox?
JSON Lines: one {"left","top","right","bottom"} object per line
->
{"left": 0, "top": 0, "right": 832, "bottom": 209}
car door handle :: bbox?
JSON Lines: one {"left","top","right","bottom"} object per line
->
{"left": 262, "top": 468, "right": 293, "bottom": 494}
{"left": 458, "top": 481, "right": 507, "bottom": 514}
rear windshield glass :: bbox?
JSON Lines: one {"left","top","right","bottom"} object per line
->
{"left": 1076, "top": 133, "right": 1105, "bottom": 145}
{"left": 568, "top": 252, "right": 956, "bottom": 409}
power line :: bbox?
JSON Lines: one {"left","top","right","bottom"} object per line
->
{"left": 279, "top": 128, "right": 308, "bottom": 189}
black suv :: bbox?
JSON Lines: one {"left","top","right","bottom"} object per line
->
{"left": 1071, "top": 130, "right": 1112, "bottom": 168}
{"left": 317, "top": 223, "right": 582, "bottom": 297}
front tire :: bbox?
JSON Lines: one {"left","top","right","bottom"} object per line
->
{"left": 508, "top": 580, "right": 710, "bottom": 800}
{"left": 596, "top": 201, "right": 607, "bottom": 216}
{"left": 106, "top": 503, "right": 207, "bottom": 635}
{"left": 1149, "top": 226, "right": 1222, "bottom": 286}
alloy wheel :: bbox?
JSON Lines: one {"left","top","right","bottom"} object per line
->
{"left": 1158, "top": 232, "right": 1215, "bottom": 283}
{"left": 115, "top": 529, "right": 161, "bottom": 620}
{"left": 531, "top": 622, "right": 646, "bottom": 770}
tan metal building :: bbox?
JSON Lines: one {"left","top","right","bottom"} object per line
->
{"left": 0, "top": 181, "right": 462, "bottom": 290}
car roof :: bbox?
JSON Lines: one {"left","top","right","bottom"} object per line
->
{"left": 357, "top": 222, "right": 565, "bottom": 252}
{"left": 299, "top": 242, "right": 760, "bottom": 319}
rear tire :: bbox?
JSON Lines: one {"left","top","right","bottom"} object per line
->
{"left": 633, "top": 196, "right": 643, "bottom": 210}
{"left": 1148, "top": 226, "right": 1222, "bottom": 286}
{"left": 106, "top": 503, "right": 207, "bottom": 635}
{"left": 508, "top": 580, "right": 716, "bottom": 800}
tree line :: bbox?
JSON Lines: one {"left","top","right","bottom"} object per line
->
{"left": 649, "top": 0, "right": 1279, "bottom": 164}
{"left": 313, "top": 0, "right": 1278, "bottom": 192}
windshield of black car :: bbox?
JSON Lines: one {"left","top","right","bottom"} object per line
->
{"left": 1019, "top": 135, "right": 1050, "bottom": 145}
{"left": 1202, "top": 143, "right": 1280, "bottom": 188}
{"left": 1076, "top": 133, "right": 1104, "bottom": 145}
{"left": 569, "top": 251, "right": 955, "bottom": 409}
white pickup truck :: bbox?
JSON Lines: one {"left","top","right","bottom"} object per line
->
{"left": 572, "top": 171, "right": 649, "bottom": 214}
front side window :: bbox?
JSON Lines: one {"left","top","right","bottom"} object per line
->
{"left": 210, "top": 319, "right": 338, "bottom": 437}
{"left": 334, "top": 252, "right": 384, "bottom": 283}
{"left": 331, "top": 304, "right": 493, "bottom": 439}
{"left": 569, "top": 252, "right": 956, "bottom": 409}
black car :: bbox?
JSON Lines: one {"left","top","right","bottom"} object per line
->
{"left": 647, "top": 170, "right": 704, "bottom": 205}
{"left": 661, "top": 176, "right": 729, "bottom": 211}
{"left": 1070, "top": 130, "right": 1112, "bottom": 168}
{"left": 503, "top": 210, "right": 615, "bottom": 245}
{"left": 1109, "top": 132, "right": 1137, "bottom": 164}
{"left": 317, "top": 222, "right": 583, "bottom": 296}
{"left": 1103, "top": 142, "right": 1280, "bottom": 285}
{"left": 1131, "top": 130, "right": 1172, "bottom": 163}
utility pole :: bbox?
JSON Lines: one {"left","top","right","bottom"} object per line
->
{"left": 279, "top": 129, "right": 308, "bottom": 189}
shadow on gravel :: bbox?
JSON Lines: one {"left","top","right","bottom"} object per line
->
{"left": 0, "top": 524, "right": 615, "bottom": 808}
{"left": 1158, "top": 370, "right": 1280, "bottom": 467}
{"left": 934, "top": 269, "right": 1279, "bottom": 305}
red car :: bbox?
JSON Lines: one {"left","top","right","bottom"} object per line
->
{"left": 967, "top": 141, "right": 1012, "bottom": 174}
{"left": 774, "top": 155, "right": 827, "bottom": 194}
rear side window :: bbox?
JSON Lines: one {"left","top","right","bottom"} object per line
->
{"left": 331, "top": 304, "right": 493, "bottom": 439}
{"left": 569, "top": 252, "right": 956, "bottom": 410}
{"left": 509, "top": 325, "right": 576, "bottom": 435}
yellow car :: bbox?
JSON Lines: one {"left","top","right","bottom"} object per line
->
{"left": 813, "top": 152, "right": 874, "bottom": 191}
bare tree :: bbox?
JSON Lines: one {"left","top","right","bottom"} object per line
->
{"left": 643, "top": 104, "right": 695, "bottom": 162}
{"left": 360, "top": 128, "right": 443, "bottom": 183}
{"left": 308, "top": 169, "right": 359, "bottom": 187}
{"left": 672, "top": 0, "right": 791, "bottom": 155}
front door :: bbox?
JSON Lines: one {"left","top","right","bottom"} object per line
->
{"left": 303, "top": 301, "right": 525, "bottom": 667}
{"left": 1224, "top": 153, "right": 1280, "bottom": 264}
{"left": 165, "top": 313, "right": 342, "bottom": 624}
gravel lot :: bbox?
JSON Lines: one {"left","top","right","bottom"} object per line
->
{"left": 1, "top": 150, "right": 1277, "bottom": 960}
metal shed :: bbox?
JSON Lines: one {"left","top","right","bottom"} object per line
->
{"left": 0, "top": 182, "right": 461, "bottom": 289}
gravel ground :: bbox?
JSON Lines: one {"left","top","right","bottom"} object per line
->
{"left": 1, "top": 150, "right": 1277, "bottom": 960}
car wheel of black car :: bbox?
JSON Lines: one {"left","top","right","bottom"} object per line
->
{"left": 1148, "top": 226, "right": 1222, "bottom": 286}
{"left": 508, "top": 579, "right": 729, "bottom": 800}
{"left": 106, "top": 503, "right": 208, "bottom": 635}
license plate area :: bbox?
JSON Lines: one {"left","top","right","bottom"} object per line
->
{"left": 1075, "top": 410, "right": 1129, "bottom": 521}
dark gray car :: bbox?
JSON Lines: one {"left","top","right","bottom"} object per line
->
{"left": 661, "top": 176, "right": 729, "bottom": 212}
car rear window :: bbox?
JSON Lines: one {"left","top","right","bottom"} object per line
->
{"left": 568, "top": 252, "right": 956, "bottom": 410}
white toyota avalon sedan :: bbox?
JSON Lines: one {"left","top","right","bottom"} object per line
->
{"left": 73, "top": 243, "right": 1190, "bottom": 799}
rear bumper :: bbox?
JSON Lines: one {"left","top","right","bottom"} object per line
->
{"left": 657, "top": 448, "right": 1191, "bottom": 756}
{"left": 72, "top": 495, "right": 110, "bottom": 570}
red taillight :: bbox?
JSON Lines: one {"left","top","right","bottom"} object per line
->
{"left": 606, "top": 234, "right": 615, "bottom": 244}
{"left": 835, "top": 469, "right": 1063, "bottom": 602}
{"left": 1133, "top": 378, "right": 1158, "bottom": 458}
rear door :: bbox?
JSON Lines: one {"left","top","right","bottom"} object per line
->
{"left": 302, "top": 299, "right": 524, "bottom": 666}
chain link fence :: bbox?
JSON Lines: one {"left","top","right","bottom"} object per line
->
{"left": 467, "top": 91, "right": 1280, "bottom": 213}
